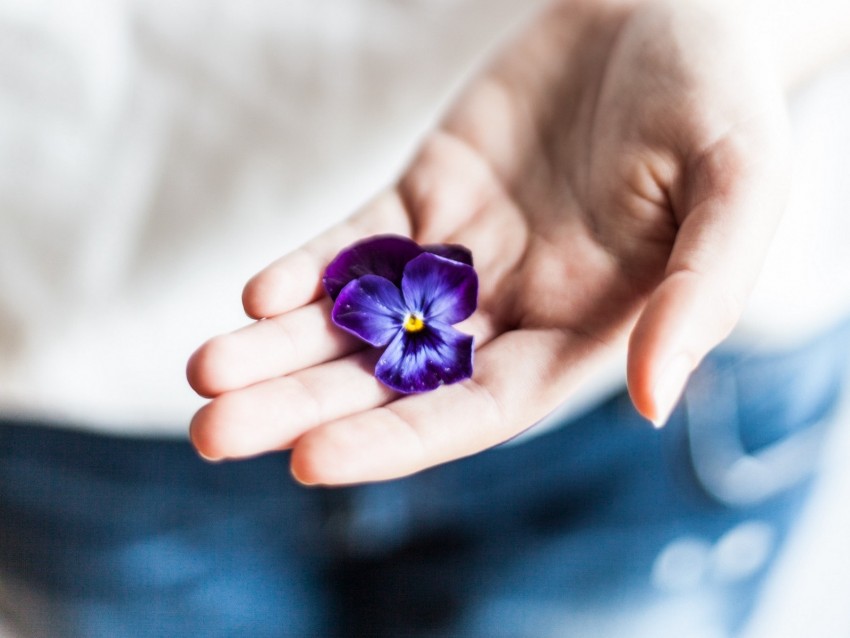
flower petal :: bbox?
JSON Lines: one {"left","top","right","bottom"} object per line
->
{"left": 331, "top": 275, "right": 405, "bottom": 347}
{"left": 375, "top": 322, "right": 474, "bottom": 393}
{"left": 323, "top": 235, "right": 422, "bottom": 300}
{"left": 401, "top": 253, "right": 478, "bottom": 325}
{"left": 423, "top": 243, "right": 473, "bottom": 266}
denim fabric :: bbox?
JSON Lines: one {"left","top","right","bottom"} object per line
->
{"left": 1, "top": 319, "right": 849, "bottom": 638}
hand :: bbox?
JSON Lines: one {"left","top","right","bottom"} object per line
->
{"left": 187, "top": 0, "right": 789, "bottom": 484}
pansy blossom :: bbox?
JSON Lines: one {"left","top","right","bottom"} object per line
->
{"left": 324, "top": 235, "right": 477, "bottom": 393}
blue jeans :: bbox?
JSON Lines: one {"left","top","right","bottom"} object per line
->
{"left": 1, "top": 319, "right": 849, "bottom": 638}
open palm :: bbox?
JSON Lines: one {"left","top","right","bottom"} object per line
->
{"left": 187, "top": 0, "right": 789, "bottom": 484}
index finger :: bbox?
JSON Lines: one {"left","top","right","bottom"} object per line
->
{"left": 242, "top": 190, "right": 413, "bottom": 319}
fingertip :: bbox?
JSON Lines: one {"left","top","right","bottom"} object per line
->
{"left": 290, "top": 434, "right": 337, "bottom": 486}
{"left": 289, "top": 449, "right": 320, "bottom": 486}
{"left": 626, "top": 352, "right": 664, "bottom": 426}
{"left": 627, "top": 329, "right": 693, "bottom": 428}
{"left": 626, "top": 289, "right": 667, "bottom": 424}
{"left": 627, "top": 272, "right": 720, "bottom": 425}
{"left": 290, "top": 416, "right": 398, "bottom": 486}
{"left": 186, "top": 335, "right": 240, "bottom": 398}
{"left": 190, "top": 392, "right": 277, "bottom": 461}
{"left": 186, "top": 341, "right": 218, "bottom": 399}
{"left": 645, "top": 352, "right": 695, "bottom": 427}
{"left": 242, "top": 252, "right": 326, "bottom": 319}
{"left": 242, "top": 271, "right": 289, "bottom": 319}
{"left": 243, "top": 270, "right": 322, "bottom": 320}
{"left": 241, "top": 273, "right": 270, "bottom": 320}
{"left": 189, "top": 403, "right": 226, "bottom": 462}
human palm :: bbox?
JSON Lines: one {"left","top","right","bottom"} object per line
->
{"left": 188, "top": 0, "right": 789, "bottom": 484}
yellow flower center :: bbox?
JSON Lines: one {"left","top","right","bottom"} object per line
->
{"left": 403, "top": 313, "right": 426, "bottom": 333}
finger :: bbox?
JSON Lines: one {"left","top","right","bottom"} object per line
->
{"left": 188, "top": 295, "right": 501, "bottom": 399}
{"left": 191, "top": 312, "right": 502, "bottom": 460}
{"left": 242, "top": 190, "right": 413, "bottom": 319}
{"left": 190, "top": 350, "right": 394, "bottom": 460}
{"left": 187, "top": 298, "right": 364, "bottom": 398}
{"left": 245, "top": 130, "right": 531, "bottom": 320}
{"left": 399, "top": 130, "right": 530, "bottom": 302}
{"left": 289, "top": 327, "right": 620, "bottom": 485}
{"left": 627, "top": 133, "right": 790, "bottom": 426}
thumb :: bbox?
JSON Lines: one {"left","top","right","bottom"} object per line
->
{"left": 627, "top": 134, "right": 790, "bottom": 426}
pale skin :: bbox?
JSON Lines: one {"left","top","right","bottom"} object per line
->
{"left": 187, "top": 0, "right": 849, "bottom": 484}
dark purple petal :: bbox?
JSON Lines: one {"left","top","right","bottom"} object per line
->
{"left": 401, "top": 253, "right": 478, "bottom": 325}
{"left": 375, "top": 322, "right": 474, "bottom": 393}
{"left": 331, "top": 275, "right": 405, "bottom": 347}
{"left": 323, "top": 235, "right": 422, "bottom": 300}
{"left": 423, "top": 243, "right": 473, "bottom": 266}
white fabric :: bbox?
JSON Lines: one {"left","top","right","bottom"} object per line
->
{"left": 737, "top": 56, "right": 850, "bottom": 347}
{"left": 0, "top": 0, "right": 847, "bottom": 435}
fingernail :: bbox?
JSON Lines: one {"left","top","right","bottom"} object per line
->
{"left": 290, "top": 464, "right": 318, "bottom": 487}
{"left": 652, "top": 353, "right": 693, "bottom": 428}
{"left": 196, "top": 449, "right": 224, "bottom": 463}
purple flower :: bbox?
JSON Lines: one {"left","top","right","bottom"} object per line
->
{"left": 323, "top": 235, "right": 477, "bottom": 393}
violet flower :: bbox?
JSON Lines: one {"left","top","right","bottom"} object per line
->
{"left": 323, "top": 235, "right": 478, "bottom": 393}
